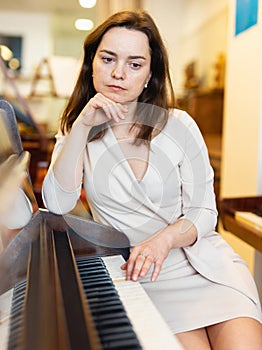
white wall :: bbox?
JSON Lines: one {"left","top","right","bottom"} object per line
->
{"left": 258, "top": 98, "right": 262, "bottom": 193}
{"left": 0, "top": 11, "right": 51, "bottom": 77}
{"left": 221, "top": 0, "right": 262, "bottom": 197}
{"left": 143, "top": 0, "right": 228, "bottom": 96}
{"left": 220, "top": 0, "right": 262, "bottom": 273}
{"left": 142, "top": 0, "right": 185, "bottom": 95}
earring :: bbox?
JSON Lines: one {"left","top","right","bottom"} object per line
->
{"left": 144, "top": 82, "right": 148, "bottom": 88}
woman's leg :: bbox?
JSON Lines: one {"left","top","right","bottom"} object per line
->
{"left": 207, "top": 317, "right": 262, "bottom": 350}
{"left": 176, "top": 328, "right": 211, "bottom": 350}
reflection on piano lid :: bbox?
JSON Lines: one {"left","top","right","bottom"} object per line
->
{"left": 0, "top": 101, "right": 38, "bottom": 253}
{"left": 0, "top": 99, "right": 183, "bottom": 349}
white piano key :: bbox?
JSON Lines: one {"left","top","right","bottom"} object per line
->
{"left": 102, "top": 255, "right": 183, "bottom": 350}
{"left": 0, "top": 288, "right": 13, "bottom": 350}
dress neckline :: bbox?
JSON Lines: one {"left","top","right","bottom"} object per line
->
{"left": 107, "top": 126, "right": 153, "bottom": 184}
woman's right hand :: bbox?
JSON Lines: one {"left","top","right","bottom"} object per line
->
{"left": 76, "top": 92, "right": 128, "bottom": 128}
{"left": 50, "top": 92, "right": 128, "bottom": 193}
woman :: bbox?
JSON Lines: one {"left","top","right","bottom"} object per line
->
{"left": 42, "top": 9, "right": 262, "bottom": 349}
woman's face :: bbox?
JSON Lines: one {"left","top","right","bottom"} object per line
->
{"left": 92, "top": 27, "right": 152, "bottom": 104}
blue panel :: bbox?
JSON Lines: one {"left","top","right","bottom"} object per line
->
{"left": 235, "top": 0, "right": 258, "bottom": 36}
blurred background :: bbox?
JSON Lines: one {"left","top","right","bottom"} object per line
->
{"left": 0, "top": 0, "right": 228, "bottom": 131}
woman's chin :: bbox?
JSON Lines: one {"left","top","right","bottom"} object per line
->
{"left": 101, "top": 90, "right": 135, "bottom": 105}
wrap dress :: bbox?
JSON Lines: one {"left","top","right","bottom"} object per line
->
{"left": 42, "top": 108, "right": 262, "bottom": 333}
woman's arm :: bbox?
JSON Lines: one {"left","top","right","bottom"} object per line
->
{"left": 51, "top": 121, "right": 90, "bottom": 192}
{"left": 42, "top": 93, "right": 127, "bottom": 214}
{"left": 178, "top": 114, "right": 218, "bottom": 240}
{"left": 121, "top": 218, "right": 197, "bottom": 282}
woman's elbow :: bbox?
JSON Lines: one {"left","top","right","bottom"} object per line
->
{"left": 41, "top": 174, "right": 79, "bottom": 215}
{"left": 42, "top": 188, "right": 78, "bottom": 215}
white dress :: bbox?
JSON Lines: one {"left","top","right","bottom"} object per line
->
{"left": 42, "top": 109, "right": 262, "bottom": 333}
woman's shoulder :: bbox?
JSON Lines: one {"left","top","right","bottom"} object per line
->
{"left": 168, "top": 108, "right": 195, "bottom": 127}
{"left": 161, "top": 108, "right": 195, "bottom": 135}
{"left": 54, "top": 129, "right": 69, "bottom": 144}
{"left": 165, "top": 108, "right": 205, "bottom": 144}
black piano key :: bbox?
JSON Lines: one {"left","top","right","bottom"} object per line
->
{"left": 92, "top": 311, "right": 128, "bottom": 322}
{"left": 102, "top": 331, "right": 139, "bottom": 342}
{"left": 89, "top": 299, "right": 122, "bottom": 308}
{"left": 98, "top": 325, "right": 136, "bottom": 336}
{"left": 79, "top": 269, "right": 109, "bottom": 277}
{"left": 81, "top": 280, "right": 114, "bottom": 288}
{"left": 76, "top": 256, "right": 142, "bottom": 350}
{"left": 84, "top": 288, "right": 119, "bottom": 298}
{"left": 96, "top": 317, "right": 132, "bottom": 328}
{"left": 81, "top": 277, "right": 113, "bottom": 285}
{"left": 89, "top": 299, "right": 123, "bottom": 308}
{"left": 102, "top": 338, "right": 142, "bottom": 350}
{"left": 90, "top": 304, "right": 125, "bottom": 314}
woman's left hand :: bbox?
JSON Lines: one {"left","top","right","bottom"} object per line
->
{"left": 120, "top": 229, "right": 172, "bottom": 282}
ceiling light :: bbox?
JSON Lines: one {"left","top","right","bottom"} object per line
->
{"left": 8, "top": 58, "right": 20, "bottom": 70}
{"left": 0, "top": 45, "right": 13, "bottom": 61}
{"left": 79, "top": 0, "right": 96, "bottom": 8}
{"left": 75, "top": 18, "right": 94, "bottom": 31}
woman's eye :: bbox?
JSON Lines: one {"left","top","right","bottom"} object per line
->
{"left": 130, "top": 62, "right": 141, "bottom": 69}
{"left": 102, "top": 56, "right": 113, "bottom": 63}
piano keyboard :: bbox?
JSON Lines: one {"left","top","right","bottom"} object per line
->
{"left": 102, "top": 255, "right": 183, "bottom": 350}
{"left": 0, "top": 254, "right": 182, "bottom": 350}
{"left": 76, "top": 256, "right": 142, "bottom": 349}
{"left": 0, "top": 280, "right": 26, "bottom": 350}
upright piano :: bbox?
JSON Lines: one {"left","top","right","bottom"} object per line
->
{"left": 220, "top": 196, "right": 262, "bottom": 253}
{"left": 0, "top": 100, "right": 183, "bottom": 350}
{"left": 220, "top": 195, "right": 262, "bottom": 304}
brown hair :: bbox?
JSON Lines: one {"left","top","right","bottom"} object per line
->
{"left": 60, "top": 9, "right": 175, "bottom": 141}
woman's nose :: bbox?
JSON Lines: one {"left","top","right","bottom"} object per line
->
{"left": 111, "top": 63, "right": 126, "bottom": 79}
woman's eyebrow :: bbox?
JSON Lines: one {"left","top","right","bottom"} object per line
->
{"left": 99, "top": 49, "right": 146, "bottom": 60}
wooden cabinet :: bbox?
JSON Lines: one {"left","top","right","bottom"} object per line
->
{"left": 178, "top": 89, "right": 224, "bottom": 212}
{"left": 179, "top": 89, "right": 224, "bottom": 135}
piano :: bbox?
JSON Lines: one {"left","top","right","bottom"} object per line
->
{"left": 220, "top": 196, "right": 262, "bottom": 304}
{"left": 0, "top": 100, "right": 183, "bottom": 350}
{"left": 220, "top": 196, "right": 262, "bottom": 253}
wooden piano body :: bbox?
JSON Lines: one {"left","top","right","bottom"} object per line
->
{"left": 220, "top": 196, "right": 262, "bottom": 253}
{"left": 220, "top": 195, "right": 262, "bottom": 304}
{"left": 0, "top": 100, "right": 183, "bottom": 349}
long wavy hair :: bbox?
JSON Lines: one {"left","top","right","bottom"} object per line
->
{"left": 60, "top": 9, "right": 175, "bottom": 142}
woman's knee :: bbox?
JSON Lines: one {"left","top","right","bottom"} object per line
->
{"left": 207, "top": 317, "right": 262, "bottom": 350}
{"left": 176, "top": 327, "right": 211, "bottom": 350}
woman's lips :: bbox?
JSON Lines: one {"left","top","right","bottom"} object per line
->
{"left": 108, "top": 85, "right": 125, "bottom": 91}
